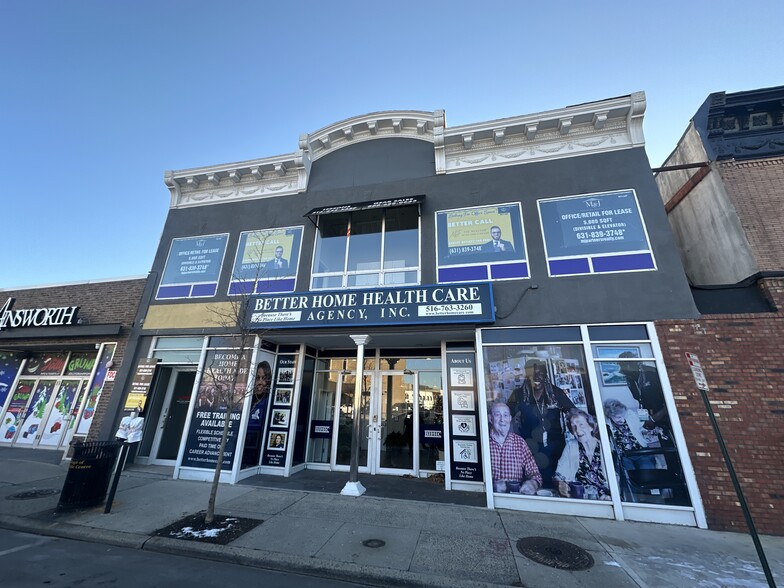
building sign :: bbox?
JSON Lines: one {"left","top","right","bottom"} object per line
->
{"left": 246, "top": 283, "right": 495, "bottom": 329}
{"left": 156, "top": 233, "right": 229, "bottom": 300}
{"left": 538, "top": 189, "right": 656, "bottom": 276}
{"left": 0, "top": 298, "right": 80, "bottom": 331}
{"left": 228, "top": 226, "right": 303, "bottom": 296}
{"left": 309, "top": 420, "right": 332, "bottom": 438}
{"left": 435, "top": 203, "right": 528, "bottom": 283}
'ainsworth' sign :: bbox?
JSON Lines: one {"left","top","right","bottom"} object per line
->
{"left": 0, "top": 298, "right": 80, "bottom": 331}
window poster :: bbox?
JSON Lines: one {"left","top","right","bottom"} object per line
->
{"left": 15, "top": 380, "right": 57, "bottom": 445}
{"left": 538, "top": 189, "right": 656, "bottom": 277}
{"left": 156, "top": 233, "right": 229, "bottom": 300}
{"left": 0, "top": 380, "right": 34, "bottom": 443}
{"left": 39, "top": 380, "right": 82, "bottom": 447}
{"left": 181, "top": 348, "right": 251, "bottom": 470}
{"left": 0, "top": 351, "right": 24, "bottom": 408}
{"left": 262, "top": 354, "right": 297, "bottom": 468}
{"left": 445, "top": 352, "right": 483, "bottom": 482}
{"left": 228, "top": 226, "right": 303, "bottom": 295}
{"left": 483, "top": 344, "right": 612, "bottom": 501}
{"left": 435, "top": 203, "right": 528, "bottom": 283}
{"left": 76, "top": 343, "right": 116, "bottom": 436}
{"left": 594, "top": 346, "right": 690, "bottom": 507}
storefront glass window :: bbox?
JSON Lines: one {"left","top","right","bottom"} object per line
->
{"left": 22, "top": 353, "right": 67, "bottom": 377}
{"left": 0, "top": 351, "right": 24, "bottom": 407}
{"left": 592, "top": 347, "right": 690, "bottom": 506}
{"left": 383, "top": 206, "right": 418, "bottom": 270}
{"left": 347, "top": 208, "right": 383, "bottom": 272}
{"left": 482, "top": 324, "right": 692, "bottom": 510}
{"left": 64, "top": 352, "right": 97, "bottom": 376}
{"left": 484, "top": 344, "right": 606, "bottom": 500}
{"left": 308, "top": 373, "right": 338, "bottom": 463}
{"left": 0, "top": 379, "right": 35, "bottom": 443}
{"left": 152, "top": 337, "right": 204, "bottom": 363}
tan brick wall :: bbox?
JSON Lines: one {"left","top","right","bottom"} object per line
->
{"left": 718, "top": 157, "right": 784, "bottom": 272}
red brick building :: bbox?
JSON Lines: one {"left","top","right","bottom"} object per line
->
{"left": 655, "top": 85, "right": 784, "bottom": 534}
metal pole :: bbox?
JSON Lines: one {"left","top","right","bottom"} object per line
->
{"left": 697, "top": 387, "right": 777, "bottom": 587}
{"left": 104, "top": 442, "right": 130, "bottom": 514}
{"left": 341, "top": 335, "right": 370, "bottom": 496}
{"left": 349, "top": 336, "right": 368, "bottom": 483}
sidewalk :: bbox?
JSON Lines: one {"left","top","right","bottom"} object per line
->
{"left": 0, "top": 447, "right": 782, "bottom": 588}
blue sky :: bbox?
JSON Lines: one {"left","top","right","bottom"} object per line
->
{"left": 2, "top": 1, "right": 782, "bottom": 288}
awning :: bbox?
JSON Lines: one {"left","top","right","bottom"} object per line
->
{"left": 304, "top": 194, "right": 424, "bottom": 217}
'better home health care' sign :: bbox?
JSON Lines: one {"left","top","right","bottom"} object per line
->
{"left": 245, "top": 283, "right": 494, "bottom": 329}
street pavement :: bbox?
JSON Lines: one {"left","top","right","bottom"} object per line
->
{"left": 0, "top": 446, "right": 782, "bottom": 587}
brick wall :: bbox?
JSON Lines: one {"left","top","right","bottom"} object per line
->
{"left": 719, "top": 157, "right": 784, "bottom": 272}
{"left": 657, "top": 281, "right": 784, "bottom": 534}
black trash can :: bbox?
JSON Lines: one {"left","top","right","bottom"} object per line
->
{"left": 57, "top": 441, "right": 123, "bottom": 511}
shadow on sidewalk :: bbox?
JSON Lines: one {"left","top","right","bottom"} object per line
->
{"left": 239, "top": 469, "right": 488, "bottom": 508}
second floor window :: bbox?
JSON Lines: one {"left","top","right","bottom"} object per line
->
{"left": 311, "top": 205, "right": 420, "bottom": 289}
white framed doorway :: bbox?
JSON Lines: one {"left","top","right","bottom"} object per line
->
{"left": 148, "top": 368, "right": 196, "bottom": 465}
{"left": 306, "top": 354, "right": 444, "bottom": 478}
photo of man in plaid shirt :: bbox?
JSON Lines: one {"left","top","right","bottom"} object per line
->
{"left": 489, "top": 402, "right": 542, "bottom": 494}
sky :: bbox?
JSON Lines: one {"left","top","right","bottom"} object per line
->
{"left": 2, "top": 0, "right": 783, "bottom": 289}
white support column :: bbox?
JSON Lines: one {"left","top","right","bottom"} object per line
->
{"left": 341, "top": 334, "right": 371, "bottom": 497}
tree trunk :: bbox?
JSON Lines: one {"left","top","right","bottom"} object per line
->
{"left": 205, "top": 399, "right": 234, "bottom": 525}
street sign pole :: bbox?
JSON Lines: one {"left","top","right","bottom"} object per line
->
{"left": 686, "top": 353, "right": 776, "bottom": 588}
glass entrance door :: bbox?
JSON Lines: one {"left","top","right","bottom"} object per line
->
{"left": 377, "top": 373, "right": 414, "bottom": 472}
{"left": 38, "top": 380, "right": 85, "bottom": 448}
{"left": 333, "top": 372, "right": 373, "bottom": 471}
{"left": 151, "top": 369, "right": 196, "bottom": 463}
{"left": 14, "top": 379, "right": 58, "bottom": 446}
{"left": 375, "top": 370, "right": 444, "bottom": 476}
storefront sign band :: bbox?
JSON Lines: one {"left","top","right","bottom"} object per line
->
{"left": 246, "top": 283, "right": 495, "bottom": 329}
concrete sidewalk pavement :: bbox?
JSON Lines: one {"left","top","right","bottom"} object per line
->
{"left": 0, "top": 448, "right": 782, "bottom": 587}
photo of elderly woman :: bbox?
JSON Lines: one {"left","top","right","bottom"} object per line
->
{"left": 554, "top": 409, "right": 611, "bottom": 501}
{"left": 604, "top": 399, "right": 656, "bottom": 471}
{"left": 594, "top": 346, "right": 690, "bottom": 506}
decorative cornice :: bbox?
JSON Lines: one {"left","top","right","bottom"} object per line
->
{"left": 165, "top": 152, "right": 311, "bottom": 209}
{"left": 439, "top": 92, "right": 646, "bottom": 174}
{"left": 697, "top": 85, "right": 784, "bottom": 161}
{"left": 303, "top": 110, "right": 439, "bottom": 161}
{"left": 164, "top": 95, "right": 647, "bottom": 208}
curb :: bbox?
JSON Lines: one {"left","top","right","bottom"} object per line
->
{"left": 0, "top": 514, "right": 148, "bottom": 550}
{"left": 0, "top": 515, "right": 509, "bottom": 588}
{"left": 144, "top": 536, "right": 508, "bottom": 588}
